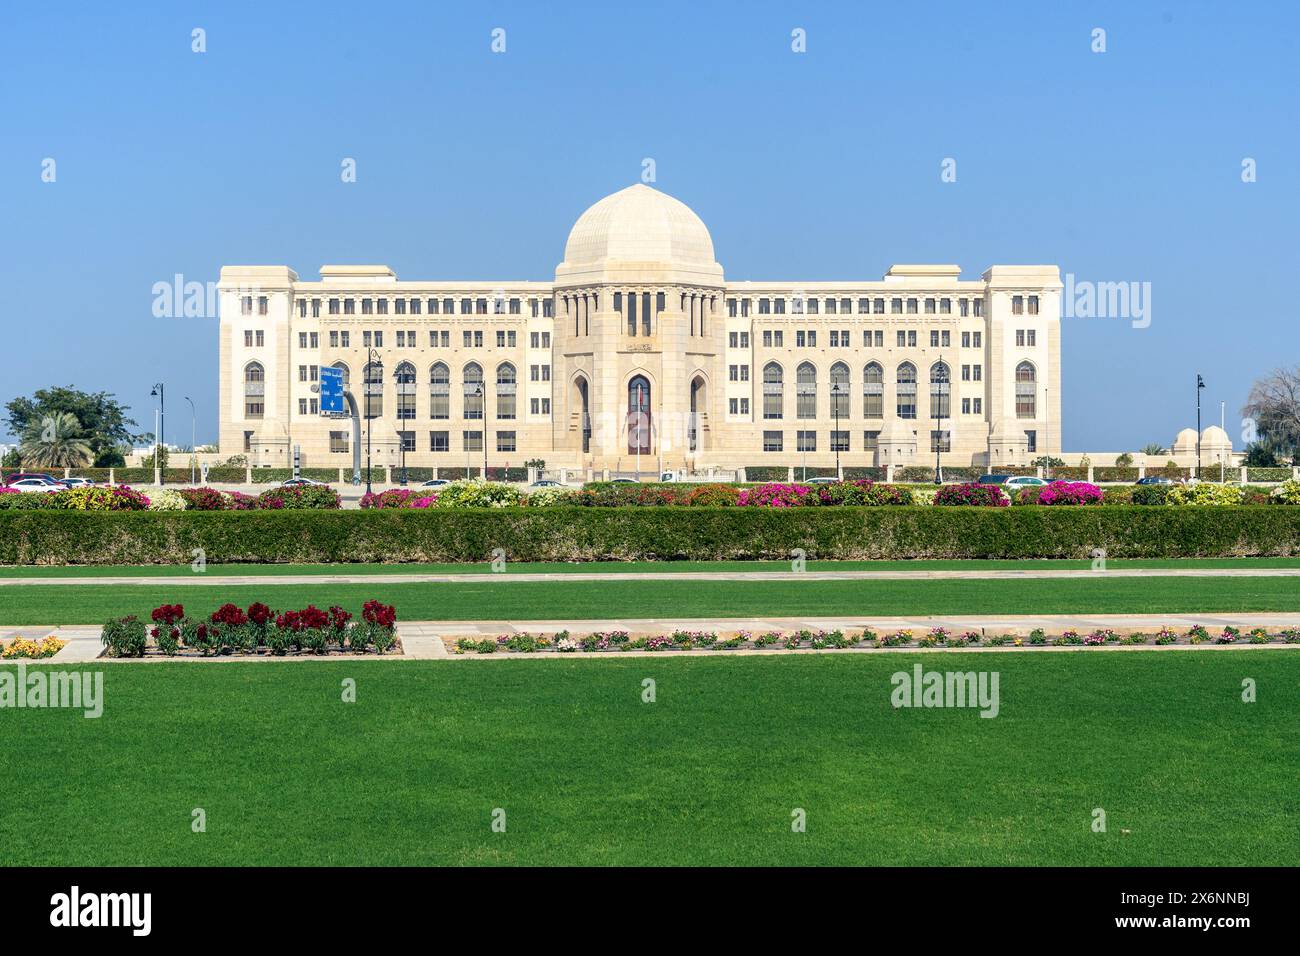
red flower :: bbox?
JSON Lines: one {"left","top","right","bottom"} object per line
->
{"left": 151, "top": 604, "right": 185, "bottom": 625}
{"left": 362, "top": 600, "right": 397, "bottom": 627}
{"left": 247, "top": 603, "right": 273, "bottom": 625}
{"left": 328, "top": 605, "right": 353, "bottom": 632}
{"left": 210, "top": 603, "right": 248, "bottom": 626}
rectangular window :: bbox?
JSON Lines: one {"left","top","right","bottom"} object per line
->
{"left": 496, "top": 431, "right": 516, "bottom": 452}
{"left": 973, "top": 397, "right": 982, "bottom": 414}
{"left": 257, "top": 296, "right": 268, "bottom": 315}
{"left": 330, "top": 431, "right": 349, "bottom": 454}
{"left": 244, "top": 330, "right": 253, "bottom": 347}
{"left": 463, "top": 430, "right": 483, "bottom": 452}
{"left": 931, "top": 430, "right": 951, "bottom": 452}
{"left": 972, "top": 331, "right": 982, "bottom": 347}
{"left": 1028, "top": 296, "right": 1039, "bottom": 315}
{"left": 1025, "top": 430, "right": 1037, "bottom": 452}
{"left": 377, "top": 299, "right": 388, "bottom": 315}
{"left": 329, "top": 331, "right": 339, "bottom": 347}
{"left": 399, "top": 430, "right": 415, "bottom": 452}
{"left": 961, "top": 331, "right": 970, "bottom": 348}
{"left": 430, "top": 431, "right": 449, "bottom": 452}
{"left": 973, "top": 364, "right": 982, "bottom": 381}
{"left": 906, "top": 298, "right": 918, "bottom": 314}
{"left": 1016, "top": 330, "right": 1025, "bottom": 347}
{"left": 1027, "top": 329, "right": 1036, "bottom": 347}
{"left": 831, "top": 430, "right": 849, "bottom": 452}
{"left": 341, "top": 331, "right": 350, "bottom": 347}
{"left": 930, "top": 330, "right": 939, "bottom": 347}
{"left": 763, "top": 430, "right": 783, "bottom": 452}
{"left": 959, "top": 299, "right": 969, "bottom": 317}
{"left": 394, "top": 298, "right": 406, "bottom": 315}
{"left": 329, "top": 298, "right": 340, "bottom": 315}
{"left": 1012, "top": 295, "right": 1024, "bottom": 315}
{"left": 863, "top": 430, "right": 879, "bottom": 451}
{"left": 797, "top": 430, "right": 817, "bottom": 452}
{"left": 925, "top": 298, "right": 936, "bottom": 314}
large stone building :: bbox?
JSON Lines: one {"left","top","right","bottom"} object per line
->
{"left": 218, "top": 184, "right": 1062, "bottom": 476}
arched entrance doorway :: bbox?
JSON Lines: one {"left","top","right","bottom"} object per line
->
{"left": 627, "top": 375, "right": 651, "bottom": 455}
{"left": 572, "top": 375, "right": 590, "bottom": 453}
{"left": 689, "top": 375, "right": 707, "bottom": 452}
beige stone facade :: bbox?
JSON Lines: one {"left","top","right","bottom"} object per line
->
{"left": 218, "top": 184, "right": 1063, "bottom": 475}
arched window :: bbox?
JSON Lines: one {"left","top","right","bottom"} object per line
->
{"left": 628, "top": 375, "right": 651, "bottom": 454}
{"left": 896, "top": 362, "right": 917, "bottom": 419}
{"left": 463, "top": 362, "right": 483, "bottom": 420}
{"left": 243, "top": 362, "right": 264, "bottom": 419}
{"left": 796, "top": 362, "right": 817, "bottom": 420}
{"left": 1016, "top": 361, "right": 1037, "bottom": 418}
{"left": 393, "top": 362, "right": 416, "bottom": 420}
{"left": 429, "top": 362, "right": 449, "bottom": 420}
{"left": 929, "top": 362, "right": 951, "bottom": 420}
{"left": 763, "top": 362, "right": 784, "bottom": 420}
{"left": 863, "top": 362, "right": 883, "bottom": 418}
{"left": 830, "top": 362, "right": 850, "bottom": 420}
{"left": 496, "top": 363, "right": 517, "bottom": 420}
{"left": 363, "top": 361, "right": 384, "bottom": 419}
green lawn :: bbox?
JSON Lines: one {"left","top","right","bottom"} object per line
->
{"left": 4, "top": 556, "right": 1300, "bottom": 577}
{"left": 2, "top": 575, "right": 1299, "bottom": 625}
{"left": 2, "top": 654, "right": 1295, "bottom": 865}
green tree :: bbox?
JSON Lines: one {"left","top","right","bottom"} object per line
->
{"left": 1243, "top": 441, "right": 1280, "bottom": 468}
{"left": 1115, "top": 452, "right": 1134, "bottom": 467}
{"left": 1140, "top": 443, "right": 1167, "bottom": 457}
{"left": 4, "top": 387, "right": 147, "bottom": 465}
{"left": 18, "top": 412, "right": 92, "bottom": 468}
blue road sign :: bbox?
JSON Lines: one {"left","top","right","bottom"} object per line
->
{"left": 319, "top": 365, "right": 344, "bottom": 414}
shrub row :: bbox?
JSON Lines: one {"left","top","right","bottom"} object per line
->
{"left": 4, "top": 505, "right": 1300, "bottom": 564}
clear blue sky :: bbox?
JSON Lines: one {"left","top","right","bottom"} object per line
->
{"left": 2, "top": 0, "right": 1295, "bottom": 450}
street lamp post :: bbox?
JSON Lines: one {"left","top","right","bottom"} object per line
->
{"left": 184, "top": 396, "right": 196, "bottom": 485}
{"left": 933, "top": 356, "right": 946, "bottom": 485}
{"left": 831, "top": 381, "right": 842, "bottom": 478}
{"left": 364, "top": 348, "right": 380, "bottom": 495}
{"left": 474, "top": 382, "right": 487, "bottom": 479}
{"left": 1196, "top": 374, "right": 1205, "bottom": 480}
{"left": 150, "top": 382, "right": 165, "bottom": 485}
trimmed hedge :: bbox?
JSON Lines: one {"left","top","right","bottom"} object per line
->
{"left": 3, "top": 505, "right": 1300, "bottom": 564}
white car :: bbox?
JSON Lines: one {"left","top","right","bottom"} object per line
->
{"left": 6, "top": 477, "right": 67, "bottom": 492}
{"left": 528, "top": 479, "right": 563, "bottom": 488}
{"left": 804, "top": 477, "right": 840, "bottom": 485}
{"left": 62, "top": 476, "right": 95, "bottom": 488}
{"left": 1004, "top": 476, "right": 1047, "bottom": 489}
{"left": 281, "top": 477, "right": 328, "bottom": 487}
{"left": 421, "top": 479, "right": 451, "bottom": 488}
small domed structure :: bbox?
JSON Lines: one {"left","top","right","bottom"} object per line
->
{"left": 1171, "top": 427, "right": 1200, "bottom": 456}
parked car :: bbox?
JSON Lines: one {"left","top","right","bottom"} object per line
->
{"left": 4, "top": 472, "right": 61, "bottom": 485}
{"left": 1004, "top": 476, "right": 1047, "bottom": 489}
{"left": 1135, "top": 476, "right": 1175, "bottom": 486}
{"left": 608, "top": 478, "right": 638, "bottom": 484}
{"left": 804, "top": 476, "right": 840, "bottom": 485}
{"left": 420, "top": 479, "right": 451, "bottom": 488}
{"left": 5, "top": 476, "right": 67, "bottom": 491}
{"left": 977, "top": 474, "right": 1012, "bottom": 485}
{"left": 528, "top": 479, "right": 563, "bottom": 488}
{"left": 61, "top": 476, "right": 95, "bottom": 488}
{"left": 281, "top": 477, "right": 328, "bottom": 487}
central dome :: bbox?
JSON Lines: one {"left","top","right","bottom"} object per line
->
{"left": 562, "top": 184, "right": 716, "bottom": 268}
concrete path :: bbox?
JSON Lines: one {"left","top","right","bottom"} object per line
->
{"left": 4, "top": 567, "right": 1300, "bottom": 587}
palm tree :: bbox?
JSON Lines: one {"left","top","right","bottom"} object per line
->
{"left": 19, "top": 412, "right": 92, "bottom": 468}
{"left": 1140, "top": 443, "right": 1167, "bottom": 457}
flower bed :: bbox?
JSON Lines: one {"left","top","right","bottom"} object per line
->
{"left": 1, "top": 635, "right": 66, "bottom": 659}
{"left": 100, "top": 600, "right": 399, "bottom": 658}
{"left": 452, "top": 623, "right": 1300, "bottom": 654}
{"left": 932, "top": 483, "right": 1008, "bottom": 506}
{"left": 0, "top": 484, "right": 339, "bottom": 511}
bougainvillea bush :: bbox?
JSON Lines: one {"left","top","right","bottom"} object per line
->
{"left": 1164, "top": 482, "right": 1246, "bottom": 506}
{"left": 254, "top": 485, "right": 342, "bottom": 509}
{"left": 932, "top": 483, "right": 1008, "bottom": 507}
{"left": 736, "top": 483, "right": 814, "bottom": 508}
{"left": 101, "top": 600, "right": 398, "bottom": 657}
{"left": 1035, "top": 481, "right": 1103, "bottom": 506}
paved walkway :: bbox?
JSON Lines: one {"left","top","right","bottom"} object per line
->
{"left": 4, "top": 567, "right": 1300, "bottom": 587}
